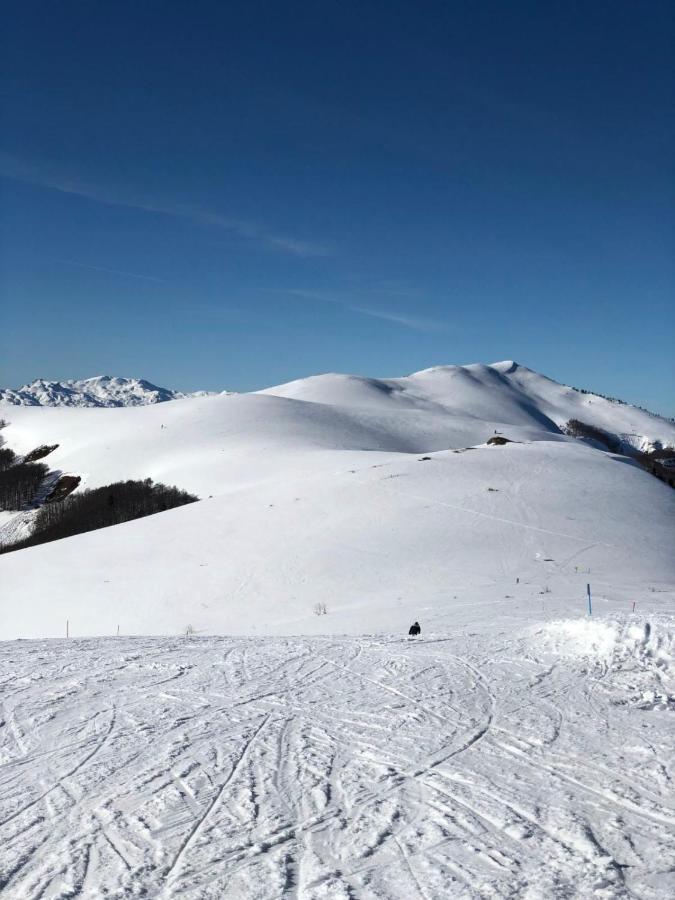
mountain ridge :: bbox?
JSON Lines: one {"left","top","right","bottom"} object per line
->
{"left": 2, "top": 361, "right": 672, "bottom": 431}
{"left": 0, "top": 375, "right": 217, "bottom": 407}
{"left": 0, "top": 357, "right": 673, "bottom": 641}
{"left": 2, "top": 361, "right": 674, "bottom": 454}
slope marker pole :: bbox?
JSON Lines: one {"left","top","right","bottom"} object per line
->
{"left": 587, "top": 584, "right": 592, "bottom": 616}
{"left": 66, "top": 619, "right": 69, "bottom": 639}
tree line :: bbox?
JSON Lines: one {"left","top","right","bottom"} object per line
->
{"left": 0, "top": 461, "right": 50, "bottom": 511}
{"left": 565, "top": 418, "right": 674, "bottom": 488}
{"left": 0, "top": 446, "right": 17, "bottom": 470}
{"left": 568, "top": 387, "right": 675, "bottom": 423}
{"left": 1, "top": 478, "right": 199, "bottom": 553}
{"left": 564, "top": 419, "right": 622, "bottom": 452}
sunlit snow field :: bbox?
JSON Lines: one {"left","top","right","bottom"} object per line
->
{"left": 1, "top": 362, "right": 674, "bottom": 896}
{"left": 1, "top": 614, "right": 674, "bottom": 899}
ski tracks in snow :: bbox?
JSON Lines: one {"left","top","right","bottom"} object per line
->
{"left": 0, "top": 632, "right": 673, "bottom": 898}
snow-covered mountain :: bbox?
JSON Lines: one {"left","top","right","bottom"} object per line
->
{"left": 1, "top": 359, "right": 674, "bottom": 898}
{"left": 0, "top": 375, "right": 213, "bottom": 407}
{"left": 261, "top": 360, "right": 674, "bottom": 453}
{"left": 2, "top": 361, "right": 671, "bottom": 445}
{"left": 0, "top": 359, "right": 673, "bottom": 641}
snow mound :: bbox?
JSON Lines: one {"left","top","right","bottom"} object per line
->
{"left": 532, "top": 616, "right": 674, "bottom": 673}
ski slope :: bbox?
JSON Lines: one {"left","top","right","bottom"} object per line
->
{"left": 0, "top": 360, "right": 674, "bottom": 640}
{"left": 1, "top": 619, "right": 674, "bottom": 898}
{"left": 0, "top": 433, "right": 674, "bottom": 642}
{"left": 1, "top": 361, "right": 674, "bottom": 897}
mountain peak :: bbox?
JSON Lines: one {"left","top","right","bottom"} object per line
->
{"left": 0, "top": 376, "right": 196, "bottom": 408}
{"left": 490, "top": 360, "right": 519, "bottom": 374}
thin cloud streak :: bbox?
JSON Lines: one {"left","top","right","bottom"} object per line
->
{"left": 351, "top": 305, "right": 447, "bottom": 332}
{"left": 0, "top": 152, "right": 332, "bottom": 258}
{"left": 266, "top": 235, "right": 333, "bottom": 257}
{"left": 57, "top": 259, "right": 166, "bottom": 284}
{"left": 286, "top": 289, "right": 449, "bottom": 333}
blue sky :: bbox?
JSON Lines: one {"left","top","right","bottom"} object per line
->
{"left": 1, "top": 1, "right": 673, "bottom": 414}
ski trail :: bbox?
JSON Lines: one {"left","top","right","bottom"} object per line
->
{"left": 317, "top": 654, "right": 461, "bottom": 728}
{"left": 2, "top": 630, "right": 673, "bottom": 898}
{"left": 368, "top": 476, "right": 613, "bottom": 546}
{"left": 0, "top": 706, "right": 116, "bottom": 829}
{"left": 163, "top": 712, "right": 271, "bottom": 890}
{"left": 491, "top": 735, "right": 675, "bottom": 828}
{"left": 393, "top": 833, "right": 432, "bottom": 900}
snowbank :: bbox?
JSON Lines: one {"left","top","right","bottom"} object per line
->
{"left": 531, "top": 616, "right": 674, "bottom": 672}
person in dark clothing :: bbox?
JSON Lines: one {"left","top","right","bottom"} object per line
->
{"left": 408, "top": 621, "right": 421, "bottom": 636}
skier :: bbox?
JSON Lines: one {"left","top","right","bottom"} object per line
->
{"left": 408, "top": 621, "right": 421, "bottom": 636}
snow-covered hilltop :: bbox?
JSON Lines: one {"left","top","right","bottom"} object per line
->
{"left": 0, "top": 375, "right": 212, "bottom": 407}
{"left": 2, "top": 360, "right": 672, "bottom": 446}
{"left": 0, "top": 359, "right": 673, "bottom": 641}
{"left": 262, "top": 360, "right": 675, "bottom": 453}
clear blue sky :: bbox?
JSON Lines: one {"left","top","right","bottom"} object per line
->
{"left": 1, "top": 1, "right": 673, "bottom": 414}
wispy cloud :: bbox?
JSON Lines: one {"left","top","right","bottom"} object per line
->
{"left": 266, "top": 235, "right": 333, "bottom": 258}
{"left": 350, "top": 305, "right": 445, "bottom": 332}
{"left": 285, "top": 289, "right": 448, "bottom": 333}
{"left": 57, "top": 258, "right": 166, "bottom": 284}
{"left": 0, "top": 152, "right": 332, "bottom": 258}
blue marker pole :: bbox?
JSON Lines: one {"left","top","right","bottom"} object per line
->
{"left": 587, "top": 583, "right": 592, "bottom": 616}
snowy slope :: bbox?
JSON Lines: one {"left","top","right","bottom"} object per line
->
{"left": 262, "top": 361, "right": 675, "bottom": 452}
{"left": 0, "top": 359, "right": 673, "bottom": 643}
{"left": 0, "top": 375, "right": 215, "bottom": 407}
{"left": 0, "top": 410, "right": 673, "bottom": 641}
{"left": 1, "top": 361, "right": 675, "bottom": 898}
{"left": 0, "top": 392, "right": 572, "bottom": 501}
{"left": 1, "top": 619, "right": 674, "bottom": 898}
{"left": 1, "top": 361, "right": 673, "bottom": 499}
{"left": 2, "top": 360, "right": 672, "bottom": 445}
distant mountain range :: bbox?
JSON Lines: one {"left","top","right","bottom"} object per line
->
{"left": 1, "top": 363, "right": 673, "bottom": 453}
{"left": 0, "top": 376, "right": 217, "bottom": 407}
{"left": 1, "top": 365, "right": 672, "bottom": 435}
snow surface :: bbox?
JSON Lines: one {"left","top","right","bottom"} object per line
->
{"left": 261, "top": 362, "right": 675, "bottom": 452}
{"left": 0, "top": 376, "right": 215, "bottom": 407}
{"left": 1, "top": 360, "right": 675, "bottom": 896}
{"left": 0, "top": 360, "right": 674, "bottom": 640}
{"left": 1, "top": 619, "right": 674, "bottom": 898}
